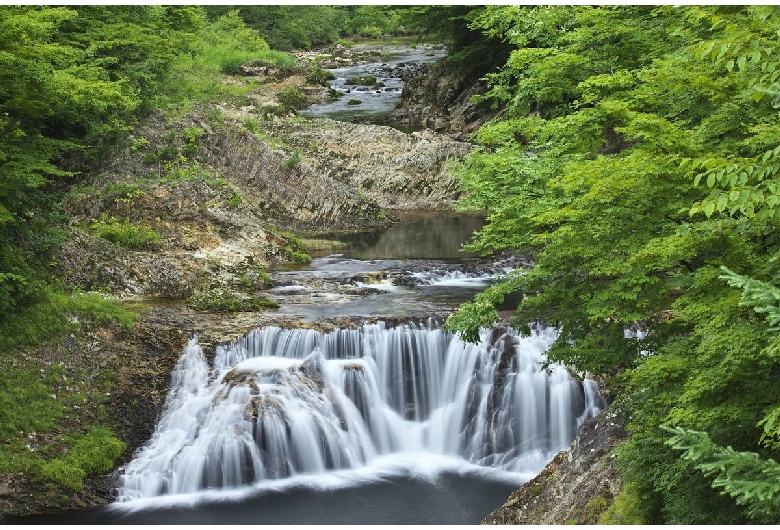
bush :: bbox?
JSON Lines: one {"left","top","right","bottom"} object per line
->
{"left": 305, "top": 67, "right": 336, "bottom": 86}
{"left": 90, "top": 218, "right": 160, "bottom": 249}
{"left": 347, "top": 99, "right": 362, "bottom": 106}
{"left": 277, "top": 86, "right": 309, "bottom": 110}
{"left": 288, "top": 250, "right": 312, "bottom": 264}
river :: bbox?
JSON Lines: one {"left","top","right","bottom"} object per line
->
{"left": 7, "top": 47, "right": 601, "bottom": 526}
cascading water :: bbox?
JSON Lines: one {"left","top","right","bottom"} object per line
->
{"left": 117, "top": 322, "right": 601, "bottom": 502}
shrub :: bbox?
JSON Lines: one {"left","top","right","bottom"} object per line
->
{"left": 277, "top": 86, "right": 309, "bottom": 110}
{"left": 347, "top": 99, "right": 362, "bottom": 106}
{"left": 90, "top": 218, "right": 160, "bottom": 250}
{"left": 345, "top": 75, "right": 377, "bottom": 86}
{"left": 305, "top": 67, "right": 336, "bottom": 86}
{"left": 288, "top": 250, "right": 312, "bottom": 264}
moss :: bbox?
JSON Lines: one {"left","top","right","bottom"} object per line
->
{"left": 598, "top": 482, "right": 647, "bottom": 524}
{"left": 187, "top": 288, "right": 279, "bottom": 312}
{"left": 0, "top": 289, "right": 135, "bottom": 498}
{"left": 40, "top": 427, "right": 125, "bottom": 492}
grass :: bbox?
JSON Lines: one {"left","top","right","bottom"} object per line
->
{"left": 282, "top": 149, "right": 301, "bottom": 170}
{"left": 0, "top": 289, "right": 135, "bottom": 353}
{"left": 0, "top": 289, "right": 135, "bottom": 493}
{"left": 90, "top": 217, "right": 160, "bottom": 250}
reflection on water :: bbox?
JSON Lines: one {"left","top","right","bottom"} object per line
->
{"left": 9, "top": 473, "right": 517, "bottom": 525}
{"left": 269, "top": 211, "right": 492, "bottom": 321}
{"left": 309, "top": 211, "right": 485, "bottom": 261}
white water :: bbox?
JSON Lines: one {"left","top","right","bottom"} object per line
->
{"left": 117, "top": 322, "right": 601, "bottom": 503}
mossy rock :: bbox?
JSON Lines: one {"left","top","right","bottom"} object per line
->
{"left": 187, "top": 289, "right": 279, "bottom": 313}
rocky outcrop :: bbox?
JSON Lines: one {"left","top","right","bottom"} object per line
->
{"left": 387, "top": 60, "right": 493, "bottom": 138}
{"left": 260, "top": 118, "right": 472, "bottom": 210}
{"left": 482, "top": 406, "right": 627, "bottom": 525}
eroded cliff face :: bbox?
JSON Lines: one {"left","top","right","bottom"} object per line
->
{"left": 385, "top": 58, "right": 493, "bottom": 138}
{"left": 258, "top": 119, "right": 471, "bottom": 210}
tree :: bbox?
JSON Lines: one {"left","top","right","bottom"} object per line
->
{"left": 0, "top": 6, "right": 202, "bottom": 318}
{"left": 446, "top": 5, "right": 780, "bottom": 523}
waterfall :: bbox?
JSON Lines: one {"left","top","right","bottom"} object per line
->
{"left": 117, "top": 322, "right": 601, "bottom": 501}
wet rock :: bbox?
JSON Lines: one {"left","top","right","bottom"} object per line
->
{"left": 481, "top": 406, "right": 628, "bottom": 525}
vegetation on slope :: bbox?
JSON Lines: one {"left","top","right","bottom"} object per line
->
{"left": 443, "top": 5, "right": 780, "bottom": 524}
{"left": 0, "top": 5, "right": 295, "bottom": 504}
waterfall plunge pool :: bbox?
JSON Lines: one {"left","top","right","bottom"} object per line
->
{"left": 11, "top": 323, "right": 602, "bottom": 525}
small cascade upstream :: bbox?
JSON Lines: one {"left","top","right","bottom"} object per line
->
{"left": 117, "top": 322, "right": 602, "bottom": 502}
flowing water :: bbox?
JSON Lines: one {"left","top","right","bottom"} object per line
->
{"left": 298, "top": 44, "right": 445, "bottom": 122}
{"left": 116, "top": 324, "right": 600, "bottom": 502}
{"left": 11, "top": 47, "right": 606, "bottom": 524}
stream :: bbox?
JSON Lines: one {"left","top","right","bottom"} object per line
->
{"left": 7, "top": 47, "right": 602, "bottom": 526}
{"left": 12, "top": 211, "right": 603, "bottom": 525}
{"left": 299, "top": 43, "right": 445, "bottom": 123}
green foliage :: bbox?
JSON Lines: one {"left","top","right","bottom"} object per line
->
{"left": 41, "top": 427, "right": 125, "bottom": 491}
{"left": 447, "top": 5, "right": 780, "bottom": 523}
{"left": 279, "top": 232, "right": 312, "bottom": 264}
{"left": 305, "top": 67, "right": 336, "bottom": 86}
{"left": 89, "top": 217, "right": 160, "bottom": 249}
{"left": 282, "top": 149, "right": 301, "bottom": 170}
{"left": 224, "top": 193, "right": 242, "bottom": 209}
{"left": 666, "top": 427, "right": 780, "bottom": 523}
{"left": 187, "top": 288, "right": 279, "bottom": 312}
{"left": 203, "top": 6, "right": 405, "bottom": 51}
{"left": 277, "top": 86, "right": 309, "bottom": 110}
{"left": 347, "top": 99, "right": 362, "bottom": 106}
{"left": 287, "top": 250, "right": 312, "bottom": 264}
{"left": 157, "top": 10, "right": 293, "bottom": 108}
